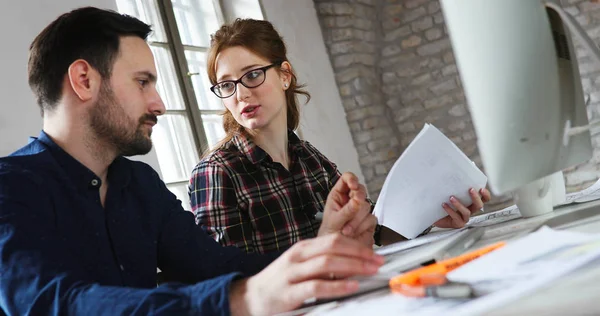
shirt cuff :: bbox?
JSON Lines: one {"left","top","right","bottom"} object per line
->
{"left": 186, "top": 272, "right": 244, "bottom": 316}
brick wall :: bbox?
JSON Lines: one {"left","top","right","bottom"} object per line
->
{"left": 315, "top": 0, "right": 403, "bottom": 201}
{"left": 561, "top": 0, "right": 600, "bottom": 190}
{"left": 314, "top": 0, "right": 600, "bottom": 210}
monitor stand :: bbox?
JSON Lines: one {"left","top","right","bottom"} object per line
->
{"left": 513, "top": 175, "right": 554, "bottom": 217}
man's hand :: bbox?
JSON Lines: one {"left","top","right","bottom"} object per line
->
{"left": 229, "top": 233, "right": 385, "bottom": 316}
{"left": 434, "top": 188, "right": 491, "bottom": 229}
{"left": 319, "top": 172, "right": 377, "bottom": 246}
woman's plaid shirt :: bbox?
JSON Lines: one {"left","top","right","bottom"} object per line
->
{"left": 189, "top": 131, "right": 341, "bottom": 254}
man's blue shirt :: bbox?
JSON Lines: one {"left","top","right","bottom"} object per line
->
{"left": 0, "top": 131, "right": 276, "bottom": 315}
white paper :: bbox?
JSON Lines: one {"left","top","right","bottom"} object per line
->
{"left": 314, "top": 228, "right": 600, "bottom": 316}
{"left": 313, "top": 291, "right": 462, "bottom": 316}
{"left": 376, "top": 228, "right": 465, "bottom": 256}
{"left": 561, "top": 178, "right": 600, "bottom": 204}
{"left": 466, "top": 205, "right": 521, "bottom": 227}
{"left": 449, "top": 227, "right": 600, "bottom": 282}
{"left": 373, "top": 124, "right": 488, "bottom": 238}
{"left": 446, "top": 227, "right": 600, "bottom": 315}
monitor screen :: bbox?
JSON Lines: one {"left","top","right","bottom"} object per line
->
{"left": 440, "top": 0, "right": 592, "bottom": 196}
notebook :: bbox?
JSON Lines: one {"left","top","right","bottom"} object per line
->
{"left": 373, "top": 123, "right": 488, "bottom": 238}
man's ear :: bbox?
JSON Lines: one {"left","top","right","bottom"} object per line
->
{"left": 67, "top": 59, "right": 100, "bottom": 102}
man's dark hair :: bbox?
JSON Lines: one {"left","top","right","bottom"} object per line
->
{"left": 28, "top": 7, "right": 152, "bottom": 114}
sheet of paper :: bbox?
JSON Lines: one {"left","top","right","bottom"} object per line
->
{"left": 373, "top": 124, "right": 488, "bottom": 238}
{"left": 313, "top": 228, "right": 600, "bottom": 316}
{"left": 571, "top": 178, "right": 600, "bottom": 203}
{"left": 376, "top": 228, "right": 465, "bottom": 256}
{"left": 466, "top": 205, "right": 521, "bottom": 227}
{"left": 446, "top": 227, "right": 600, "bottom": 315}
{"left": 560, "top": 178, "right": 600, "bottom": 205}
{"left": 449, "top": 226, "right": 600, "bottom": 282}
{"left": 312, "top": 290, "right": 462, "bottom": 316}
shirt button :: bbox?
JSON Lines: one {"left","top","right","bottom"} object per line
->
{"left": 91, "top": 179, "right": 99, "bottom": 186}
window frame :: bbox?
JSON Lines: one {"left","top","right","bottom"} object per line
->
{"left": 116, "top": 0, "right": 265, "bottom": 203}
{"left": 154, "top": 0, "right": 226, "bottom": 164}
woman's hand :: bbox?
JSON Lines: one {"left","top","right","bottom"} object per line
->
{"left": 433, "top": 188, "right": 491, "bottom": 229}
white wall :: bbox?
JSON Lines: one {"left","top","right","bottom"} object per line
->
{"left": 260, "top": 0, "right": 365, "bottom": 184}
{"left": 221, "top": 0, "right": 264, "bottom": 22}
{"left": 0, "top": 0, "right": 161, "bottom": 174}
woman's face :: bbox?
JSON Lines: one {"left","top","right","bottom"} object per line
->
{"left": 214, "top": 46, "right": 291, "bottom": 132}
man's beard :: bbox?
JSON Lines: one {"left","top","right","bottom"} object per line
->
{"left": 89, "top": 83, "right": 157, "bottom": 157}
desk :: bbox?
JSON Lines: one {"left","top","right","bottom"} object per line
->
{"left": 482, "top": 199, "right": 600, "bottom": 315}
{"left": 319, "top": 199, "right": 600, "bottom": 315}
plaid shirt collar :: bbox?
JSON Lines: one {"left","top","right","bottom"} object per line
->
{"left": 231, "top": 130, "right": 307, "bottom": 165}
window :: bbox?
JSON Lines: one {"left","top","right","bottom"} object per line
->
{"left": 115, "top": 0, "right": 249, "bottom": 209}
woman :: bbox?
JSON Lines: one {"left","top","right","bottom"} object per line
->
{"left": 189, "top": 18, "right": 490, "bottom": 254}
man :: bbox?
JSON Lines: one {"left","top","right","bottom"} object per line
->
{"left": 0, "top": 7, "right": 381, "bottom": 315}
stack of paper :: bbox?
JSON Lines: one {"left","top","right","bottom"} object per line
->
{"left": 312, "top": 228, "right": 600, "bottom": 316}
{"left": 373, "top": 124, "right": 488, "bottom": 238}
{"left": 446, "top": 227, "right": 600, "bottom": 315}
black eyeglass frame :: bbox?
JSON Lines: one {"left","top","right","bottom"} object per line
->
{"left": 209, "top": 61, "right": 283, "bottom": 99}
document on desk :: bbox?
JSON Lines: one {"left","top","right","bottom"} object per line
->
{"left": 375, "top": 228, "right": 466, "bottom": 256}
{"left": 466, "top": 204, "right": 521, "bottom": 227}
{"left": 562, "top": 177, "right": 600, "bottom": 204}
{"left": 313, "top": 227, "right": 600, "bottom": 316}
{"left": 373, "top": 124, "right": 488, "bottom": 239}
{"left": 447, "top": 227, "right": 600, "bottom": 315}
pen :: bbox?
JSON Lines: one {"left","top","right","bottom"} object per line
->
{"left": 390, "top": 241, "right": 506, "bottom": 288}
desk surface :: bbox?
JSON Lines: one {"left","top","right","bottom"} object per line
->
{"left": 321, "top": 200, "right": 600, "bottom": 315}
{"left": 482, "top": 200, "right": 600, "bottom": 315}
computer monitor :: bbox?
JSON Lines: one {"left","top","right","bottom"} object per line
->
{"left": 440, "top": 0, "right": 597, "bottom": 215}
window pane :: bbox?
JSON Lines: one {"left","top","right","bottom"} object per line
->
{"left": 167, "top": 182, "right": 192, "bottom": 211}
{"left": 172, "top": 0, "right": 219, "bottom": 47}
{"left": 150, "top": 45, "right": 186, "bottom": 110}
{"left": 185, "top": 50, "right": 223, "bottom": 110}
{"left": 115, "top": 0, "right": 167, "bottom": 43}
{"left": 152, "top": 114, "right": 199, "bottom": 183}
{"left": 202, "top": 114, "right": 226, "bottom": 148}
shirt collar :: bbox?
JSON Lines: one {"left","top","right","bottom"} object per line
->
{"left": 287, "top": 130, "right": 309, "bottom": 158}
{"left": 231, "top": 130, "right": 307, "bottom": 164}
{"left": 35, "top": 130, "right": 131, "bottom": 190}
{"left": 231, "top": 132, "right": 268, "bottom": 164}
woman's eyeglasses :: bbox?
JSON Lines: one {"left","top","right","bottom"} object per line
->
{"left": 210, "top": 62, "right": 282, "bottom": 99}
